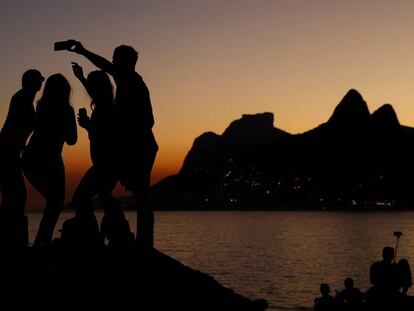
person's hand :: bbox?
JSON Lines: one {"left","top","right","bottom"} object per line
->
{"left": 68, "top": 40, "right": 86, "bottom": 54}
{"left": 71, "top": 62, "right": 84, "bottom": 80}
{"left": 77, "top": 112, "right": 90, "bottom": 129}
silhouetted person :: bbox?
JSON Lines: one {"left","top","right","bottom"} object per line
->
{"left": 335, "top": 277, "right": 364, "bottom": 310}
{"left": 22, "top": 74, "right": 77, "bottom": 248}
{"left": 370, "top": 246, "right": 399, "bottom": 291}
{"left": 314, "top": 283, "right": 336, "bottom": 311}
{"left": 66, "top": 41, "right": 158, "bottom": 248}
{"left": 397, "top": 259, "right": 412, "bottom": 295}
{"left": 0, "top": 69, "right": 44, "bottom": 248}
{"left": 70, "top": 64, "right": 132, "bottom": 247}
{"left": 365, "top": 246, "right": 405, "bottom": 310}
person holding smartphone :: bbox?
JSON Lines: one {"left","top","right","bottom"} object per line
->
{"left": 70, "top": 63, "right": 132, "bottom": 246}
{"left": 64, "top": 42, "right": 158, "bottom": 248}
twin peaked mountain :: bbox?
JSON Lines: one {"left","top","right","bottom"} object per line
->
{"left": 152, "top": 90, "right": 414, "bottom": 209}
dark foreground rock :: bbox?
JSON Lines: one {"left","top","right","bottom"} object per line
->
{"left": 0, "top": 245, "right": 268, "bottom": 310}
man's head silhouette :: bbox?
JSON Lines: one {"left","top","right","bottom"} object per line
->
{"left": 22, "top": 69, "right": 44, "bottom": 92}
{"left": 382, "top": 246, "right": 395, "bottom": 263}
{"left": 320, "top": 283, "right": 331, "bottom": 296}
{"left": 112, "top": 45, "right": 138, "bottom": 72}
{"left": 344, "top": 277, "right": 354, "bottom": 289}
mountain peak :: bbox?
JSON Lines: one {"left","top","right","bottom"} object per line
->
{"left": 371, "top": 104, "right": 400, "bottom": 129}
{"left": 344, "top": 89, "right": 364, "bottom": 100}
{"left": 222, "top": 112, "right": 275, "bottom": 138}
{"left": 193, "top": 132, "right": 220, "bottom": 148}
{"left": 328, "top": 89, "right": 370, "bottom": 127}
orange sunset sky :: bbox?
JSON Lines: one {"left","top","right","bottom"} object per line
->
{"left": 2, "top": 0, "right": 414, "bottom": 209}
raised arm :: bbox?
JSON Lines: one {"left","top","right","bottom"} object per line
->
{"left": 72, "top": 62, "right": 95, "bottom": 99}
{"left": 68, "top": 41, "right": 115, "bottom": 76}
{"left": 71, "top": 62, "right": 88, "bottom": 88}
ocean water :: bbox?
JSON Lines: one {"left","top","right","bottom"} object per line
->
{"left": 28, "top": 211, "right": 414, "bottom": 310}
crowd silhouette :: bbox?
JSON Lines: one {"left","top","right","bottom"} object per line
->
{"left": 315, "top": 246, "right": 414, "bottom": 311}
{"left": 0, "top": 40, "right": 158, "bottom": 250}
{"left": 0, "top": 42, "right": 270, "bottom": 311}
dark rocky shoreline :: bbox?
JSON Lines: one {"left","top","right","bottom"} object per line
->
{"left": 0, "top": 245, "right": 268, "bottom": 310}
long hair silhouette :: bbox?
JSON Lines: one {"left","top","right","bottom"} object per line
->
{"left": 69, "top": 68, "right": 132, "bottom": 247}
{"left": 23, "top": 73, "right": 77, "bottom": 248}
{"left": 37, "top": 73, "right": 71, "bottom": 113}
{"left": 86, "top": 70, "right": 114, "bottom": 109}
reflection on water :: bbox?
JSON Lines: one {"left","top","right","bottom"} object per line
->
{"left": 28, "top": 211, "right": 414, "bottom": 310}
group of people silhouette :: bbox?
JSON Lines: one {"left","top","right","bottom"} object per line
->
{"left": 0, "top": 40, "right": 158, "bottom": 250}
{"left": 314, "top": 246, "right": 413, "bottom": 311}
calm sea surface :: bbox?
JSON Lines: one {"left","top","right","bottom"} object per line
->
{"left": 28, "top": 211, "right": 414, "bottom": 310}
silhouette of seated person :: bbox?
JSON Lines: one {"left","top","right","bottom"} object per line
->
{"left": 314, "top": 283, "right": 336, "bottom": 311}
{"left": 65, "top": 41, "right": 158, "bottom": 248}
{"left": 370, "top": 246, "right": 399, "bottom": 292}
{"left": 335, "top": 277, "right": 364, "bottom": 310}
{"left": 0, "top": 69, "right": 44, "bottom": 248}
{"left": 69, "top": 64, "right": 132, "bottom": 248}
{"left": 397, "top": 259, "right": 412, "bottom": 295}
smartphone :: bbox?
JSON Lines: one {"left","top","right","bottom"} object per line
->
{"left": 54, "top": 40, "right": 74, "bottom": 51}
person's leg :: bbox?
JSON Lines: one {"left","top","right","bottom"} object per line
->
{"left": 97, "top": 168, "right": 121, "bottom": 218}
{"left": 118, "top": 135, "right": 157, "bottom": 249}
{"left": 0, "top": 166, "right": 27, "bottom": 215}
{"left": 0, "top": 162, "right": 28, "bottom": 248}
{"left": 33, "top": 160, "right": 66, "bottom": 247}
{"left": 130, "top": 149, "right": 157, "bottom": 249}
{"left": 61, "top": 165, "right": 102, "bottom": 246}
{"left": 34, "top": 191, "right": 65, "bottom": 247}
{"left": 96, "top": 166, "right": 132, "bottom": 246}
{"left": 72, "top": 166, "right": 99, "bottom": 220}
{"left": 132, "top": 187, "right": 153, "bottom": 248}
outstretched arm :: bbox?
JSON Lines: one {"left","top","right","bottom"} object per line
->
{"left": 69, "top": 41, "right": 115, "bottom": 75}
